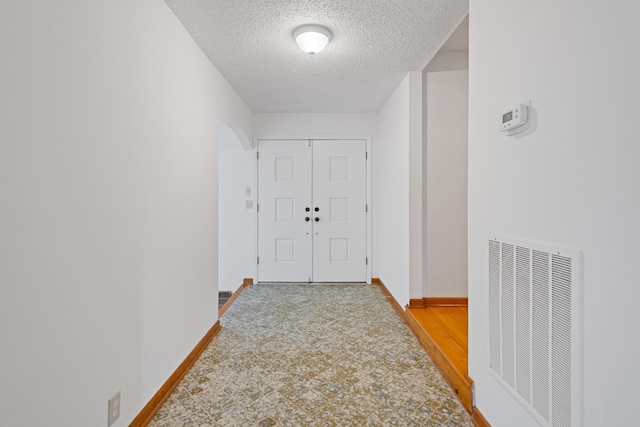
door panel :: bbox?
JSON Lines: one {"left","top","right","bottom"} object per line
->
{"left": 257, "top": 139, "right": 367, "bottom": 283}
{"left": 312, "top": 140, "right": 367, "bottom": 282}
{"left": 257, "top": 140, "right": 312, "bottom": 282}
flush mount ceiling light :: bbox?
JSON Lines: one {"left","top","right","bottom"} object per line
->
{"left": 294, "top": 25, "right": 331, "bottom": 56}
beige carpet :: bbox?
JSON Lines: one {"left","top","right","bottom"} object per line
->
{"left": 149, "top": 283, "right": 472, "bottom": 426}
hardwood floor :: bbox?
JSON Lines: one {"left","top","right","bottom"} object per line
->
{"left": 408, "top": 306, "right": 468, "bottom": 375}
{"left": 405, "top": 305, "right": 473, "bottom": 413}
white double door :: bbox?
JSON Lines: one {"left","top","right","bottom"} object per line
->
{"left": 257, "top": 139, "right": 367, "bottom": 283}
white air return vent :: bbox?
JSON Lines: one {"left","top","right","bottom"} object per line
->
{"left": 488, "top": 233, "right": 582, "bottom": 427}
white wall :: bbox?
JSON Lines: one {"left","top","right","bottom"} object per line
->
{"left": 469, "top": 2, "right": 640, "bottom": 426}
{"left": 253, "top": 113, "right": 378, "bottom": 138}
{"left": 408, "top": 73, "right": 424, "bottom": 301}
{"left": 422, "top": 66, "right": 469, "bottom": 297}
{"left": 0, "top": 1, "right": 251, "bottom": 426}
{"left": 424, "top": 50, "right": 469, "bottom": 73}
{"left": 377, "top": 72, "right": 423, "bottom": 305}
{"left": 218, "top": 129, "right": 255, "bottom": 291}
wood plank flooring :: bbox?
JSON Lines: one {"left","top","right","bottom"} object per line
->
{"left": 406, "top": 305, "right": 472, "bottom": 412}
{"left": 408, "top": 306, "right": 468, "bottom": 375}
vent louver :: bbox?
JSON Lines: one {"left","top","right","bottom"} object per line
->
{"left": 488, "top": 234, "right": 582, "bottom": 427}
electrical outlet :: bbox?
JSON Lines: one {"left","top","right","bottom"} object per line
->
{"left": 108, "top": 391, "right": 120, "bottom": 426}
{"left": 245, "top": 187, "right": 252, "bottom": 196}
{"left": 246, "top": 200, "right": 253, "bottom": 209}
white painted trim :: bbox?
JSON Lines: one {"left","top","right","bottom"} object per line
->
{"left": 365, "top": 137, "right": 372, "bottom": 284}
{"left": 254, "top": 134, "right": 372, "bottom": 142}
{"left": 252, "top": 144, "right": 259, "bottom": 283}
{"left": 254, "top": 135, "right": 373, "bottom": 283}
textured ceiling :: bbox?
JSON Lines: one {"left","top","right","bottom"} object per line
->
{"left": 164, "top": 0, "right": 468, "bottom": 113}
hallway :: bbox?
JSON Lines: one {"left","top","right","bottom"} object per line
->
{"left": 149, "top": 284, "right": 472, "bottom": 426}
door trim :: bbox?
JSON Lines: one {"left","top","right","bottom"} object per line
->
{"left": 254, "top": 135, "right": 372, "bottom": 284}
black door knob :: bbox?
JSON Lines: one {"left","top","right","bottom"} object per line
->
{"left": 305, "top": 217, "right": 310, "bottom": 221}
{"left": 315, "top": 217, "right": 319, "bottom": 222}
{"left": 305, "top": 207, "right": 310, "bottom": 212}
{"left": 314, "top": 207, "right": 319, "bottom": 212}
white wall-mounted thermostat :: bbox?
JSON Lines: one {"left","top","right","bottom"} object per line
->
{"left": 500, "top": 103, "right": 529, "bottom": 135}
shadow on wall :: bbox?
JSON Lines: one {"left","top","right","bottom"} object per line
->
{"left": 219, "top": 124, "right": 252, "bottom": 150}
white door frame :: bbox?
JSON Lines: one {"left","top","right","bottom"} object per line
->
{"left": 254, "top": 135, "right": 372, "bottom": 284}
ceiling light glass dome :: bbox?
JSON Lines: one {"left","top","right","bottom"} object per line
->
{"left": 294, "top": 25, "right": 332, "bottom": 55}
